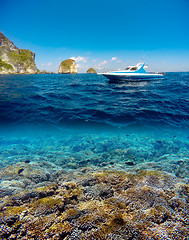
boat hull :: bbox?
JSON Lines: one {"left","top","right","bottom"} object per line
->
{"left": 99, "top": 73, "right": 165, "bottom": 81}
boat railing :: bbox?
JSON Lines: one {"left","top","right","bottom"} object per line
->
{"left": 156, "top": 72, "right": 166, "bottom": 75}
{"left": 96, "top": 68, "right": 121, "bottom": 73}
{"left": 148, "top": 72, "right": 166, "bottom": 75}
{"left": 160, "top": 72, "right": 166, "bottom": 75}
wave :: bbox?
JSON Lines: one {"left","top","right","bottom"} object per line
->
{"left": 0, "top": 73, "right": 189, "bottom": 129}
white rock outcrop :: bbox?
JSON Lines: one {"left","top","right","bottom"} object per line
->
{"left": 58, "top": 59, "right": 77, "bottom": 74}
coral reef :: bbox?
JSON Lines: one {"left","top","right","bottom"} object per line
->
{"left": 0, "top": 168, "right": 188, "bottom": 239}
{"left": 0, "top": 132, "right": 189, "bottom": 178}
{"left": 0, "top": 132, "right": 188, "bottom": 239}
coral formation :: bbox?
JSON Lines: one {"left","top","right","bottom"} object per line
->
{"left": 0, "top": 169, "right": 188, "bottom": 239}
{"left": 0, "top": 132, "right": 188, "bottom": 239}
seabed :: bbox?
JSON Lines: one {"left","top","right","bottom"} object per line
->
{"left": 0, "top": 128, "right": 189, "bottom": 239}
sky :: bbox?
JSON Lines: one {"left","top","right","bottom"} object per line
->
{"left": 1, "top": 0, "right": 189, "bottom": 72}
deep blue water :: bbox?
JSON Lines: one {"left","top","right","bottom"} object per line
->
{"left": 0, "top": 73, "right": 189, "bottom": 177}
{"left": 0, "top": 73, "right": 189, "bottom": 128}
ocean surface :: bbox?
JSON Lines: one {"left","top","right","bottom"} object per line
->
{"left": 0, "top": 73, "right": 189, "bottom": 178}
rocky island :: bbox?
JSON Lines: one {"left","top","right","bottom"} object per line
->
{"left": 87, "top": 67, "right": 96, "bottom": 73}
{"left": 0, "top": 32, "right": 38, "bottom": 74}
{"left": 58, "top": 59, "right": 77, "bottom": 74}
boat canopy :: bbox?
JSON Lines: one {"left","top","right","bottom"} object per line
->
{"left": 124, "top": 63, "right": 147, "bottom": 73}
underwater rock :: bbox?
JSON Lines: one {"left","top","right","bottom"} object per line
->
{"left": 125, "top": 161, "right": 135, "bottom": 166}
{"left": 0, "top": 225, "right": 12, "bottom": 238}
{"left": 18, "top": 168, "right": 24, "bottom": 175}
{"left": 0, "top": 186, "right": 15, "bottom": 198}
{"left": 81, "top": 177, "right": 96, "bottom": 187}
{"left": 99, "top": 187, "right": 114, "bottom": 199}
{"left": 24, "top": 160, "right": 30, "bottom": 164}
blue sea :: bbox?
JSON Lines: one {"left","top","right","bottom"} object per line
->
{"left": 0, "top": 73, "right": 189, "bottom": 178}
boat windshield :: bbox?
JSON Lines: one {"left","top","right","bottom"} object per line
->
{"left": 130, "top": 67, "right": 138, "bottom": 71}
{"left": 125, "top": 66, "right": 139, "bottom": 71}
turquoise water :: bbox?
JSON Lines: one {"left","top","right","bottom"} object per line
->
{"left": 0, "top": 73, "right": 189, "bottom": 179}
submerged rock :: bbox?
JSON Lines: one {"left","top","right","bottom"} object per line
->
{"left": 17, "top": 168, "right": 24, "bottom": 175}
{"left": 125, "top": 161, "right": 135, "bottom": 166}
{"left": 0, "top": 32, "right": 38, "bottom": 74}
{"left": 58, "top": 59, "right": 77, "bottom": 74}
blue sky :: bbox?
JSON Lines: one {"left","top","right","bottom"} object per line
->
{"left": 1, "top": 0, "right": 189, "bottom": 72}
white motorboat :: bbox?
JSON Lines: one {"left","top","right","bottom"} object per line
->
{"left": 98, "top": 63, "right": 165, "bottom": 81}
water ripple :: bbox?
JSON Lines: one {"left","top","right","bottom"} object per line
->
{"left": 0, "top": 73, "right": 189, "bottom": 128}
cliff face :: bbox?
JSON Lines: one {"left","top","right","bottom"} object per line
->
{"left": 0, "top": 32, "right": 38, "bottom": 74}
{"left": 58, "top": 59, "right": 77, "bottom": 74}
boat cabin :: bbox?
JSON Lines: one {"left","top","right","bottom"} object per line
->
{"left": 125, "top": 66, "right": 138, "bottom": 71}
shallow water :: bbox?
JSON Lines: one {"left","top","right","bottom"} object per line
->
{"left": 0, "top": 73, "right": 189, "bottom": 178}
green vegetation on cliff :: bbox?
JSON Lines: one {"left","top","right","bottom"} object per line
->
{"left": 58, "top": 59, "right": 77, "bottom": 74}
{"left": 60, "top": 59, "right": 74, "bottom": 68}
{"left": 0, "top": 57, "right": 13, "bottom": 71}
{"left": 87, "top": 68, "right": 96, "bottom": 73}
{"left": 8, "top": 49, "right": 34, "bottom": 64}
{"left": 7, "top": 49, "right": 36, "bottom": 71}
{"left": 0, "top": 32, "right": 38, "bottom": 74}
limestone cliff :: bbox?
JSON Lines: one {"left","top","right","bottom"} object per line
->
{"left": 87, "top": 67, "right": 96, "bottom": 73}
{"left": 0, "top": 32, "right": 38, "bottom": 74}
{"left": 58, "top": 59, "right": 77, "bottom": 74}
